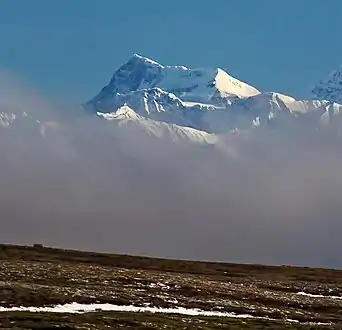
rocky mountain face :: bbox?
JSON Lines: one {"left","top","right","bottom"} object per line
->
{"left": 312, "top": 66, "right": 342, "bottom": 104}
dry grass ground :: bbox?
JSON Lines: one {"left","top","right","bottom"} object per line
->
{"left": 0, "top": 244, "right": 342, "bottom": 329}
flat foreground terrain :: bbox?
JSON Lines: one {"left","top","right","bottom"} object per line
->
{"left": 0, "top": 245, "right": 342, "bottom": 329}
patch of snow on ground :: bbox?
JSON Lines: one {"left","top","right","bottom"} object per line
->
{"left": 296, "top": 292, "right": 342, "bottom": 300}
{"left": 0, "top": 303, "right": 268, "bottom": 318}
{"left": 0, "top": 303, "right": 332, "bottom": 325}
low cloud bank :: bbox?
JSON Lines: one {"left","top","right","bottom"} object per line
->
{"left": 0, "top": 73, "right": 341, "bottom": 268}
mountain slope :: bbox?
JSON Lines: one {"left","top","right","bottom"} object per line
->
{"left": 312, "top": 66, "right": 342, "bottom": 104}
{"left": 90, "top": 87, "right": 221, "bottom": 131}
{"left": 229, "top": 92, "right": 342, "bottom": 122}
{"left": 202, "top": 92, "right": 342, "bottom": 132}
{"left": 97, "top": 105, "right": 217, "bottom": 145}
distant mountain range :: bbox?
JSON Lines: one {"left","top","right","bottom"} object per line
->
{"left": 2, "top": 54, "right": 342, "bottom": 145}
{"left": 84, "top": 54, "right": 342, "bottom": 142}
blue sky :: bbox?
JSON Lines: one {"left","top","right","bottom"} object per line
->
{"left": 1, "top": 0, "right": 342, "bottom": 103}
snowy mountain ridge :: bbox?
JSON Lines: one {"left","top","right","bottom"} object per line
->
{"left": 97, "top": 105, "right": 217, "bottom": 145}
{"left": 86, "top": 54, "right": 342, "bottom": 138}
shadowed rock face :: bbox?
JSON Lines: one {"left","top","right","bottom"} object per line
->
{"left": 99, "top": 54, "right": 164, "bottom": 97}
{"left": 313, "top": 65, "right": 342, "bottom": 104}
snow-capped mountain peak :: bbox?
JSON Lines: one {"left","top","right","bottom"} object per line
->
{"left": 88, "top": 54, "right": 261, "bottom": 110}
{"left": 130, "top": 53, "right": 165, "bottom": 68}
{"left": 213, "top": 67, "right": 260, "bottom": 99}
{"left": 130, "top": 53, "right": 189, "bottom": 71}
{"left": 312, "top": 65, "right": 342, "bottom": 104}
{"left": 97, "top": 104, "right": 142, "bottom": 120}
